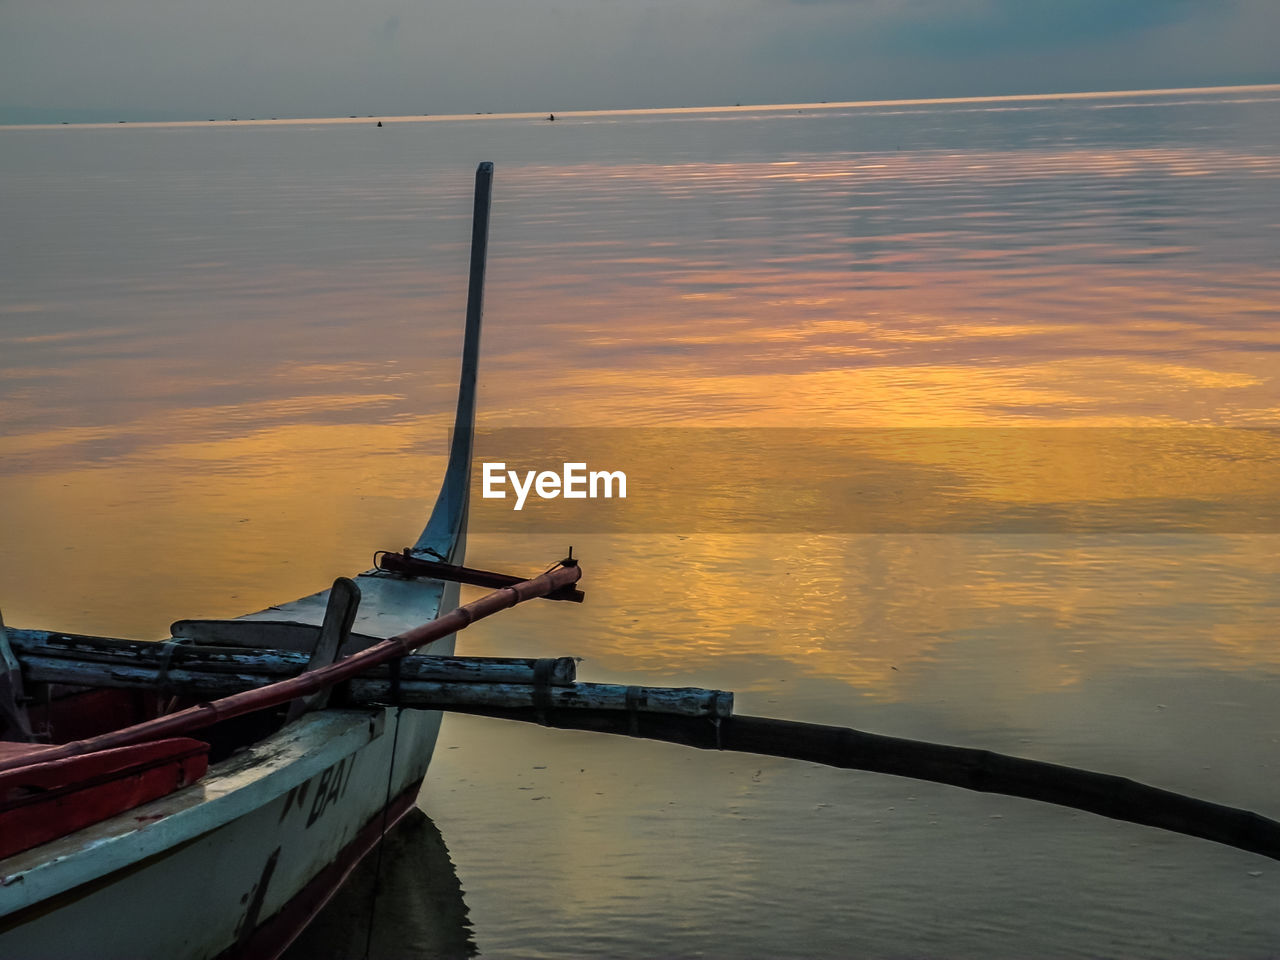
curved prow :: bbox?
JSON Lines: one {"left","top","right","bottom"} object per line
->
{"left": 414, "top": 162, "right": 494, "bottom": 563}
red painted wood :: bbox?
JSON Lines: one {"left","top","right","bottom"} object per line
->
{"left": 0, "top": 742, "right": 55, "bottom": 764}
{"left": 25, "top": 687, "right": 154, "bottom": 742}
{"left": 0, "top": 738, "right": 209, "bottom": 859}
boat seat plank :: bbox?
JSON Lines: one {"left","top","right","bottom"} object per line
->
{"left": 232, "top": 571, "right": 450, "bottom": 641}
{"left": 169, "top": 619, "right": 382, "bottom": 657}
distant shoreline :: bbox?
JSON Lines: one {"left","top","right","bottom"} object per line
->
{"left": 3, "top": 83, "right": 1279, "bottom": 131}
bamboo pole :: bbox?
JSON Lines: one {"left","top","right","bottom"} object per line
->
{"left": 7, "top": 629, "right": 578, "bottom": 685}
{"left": 0, "top": 561, "right": 582, "bottom": 773}
{"left": 346, "top": 680, "right": 731, "bottom": 718}
{"left": 14, "top": 655, "right": 729, "bottom": 719}
{"left": 432, "top": 706, "right": 1280, "bottom": 863}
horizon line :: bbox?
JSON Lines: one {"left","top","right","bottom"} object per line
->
{"left": 5, "top": 82, "right": 1279, "bottom": 131}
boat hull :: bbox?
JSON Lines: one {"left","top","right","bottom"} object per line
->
{"left": 3, "top": 568, "right": 462, "bottom": 960}
{"left": 0, "top": 696, "right": 445, "bottom": 959}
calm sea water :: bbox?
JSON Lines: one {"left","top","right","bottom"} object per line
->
{"left": 3, "top": 89, "right": 1280, "bottom": 958}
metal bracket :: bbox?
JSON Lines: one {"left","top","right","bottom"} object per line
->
{"left": 375, "top": 550, "right": 585, "bottom": 603}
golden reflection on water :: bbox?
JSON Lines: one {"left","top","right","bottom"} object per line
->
{"left": 458, "top": 531, "right": 1280, "bottom": 705}
{"left": 4, "top": 99, "right": 1280, "bottom": 954}
{"left": 2, "top": 114, "right": 1278, "bottom": 700}
{"left": 481, "top": 250, "right": 1280, "bottom": 426}
{"left": 463, "top": 427, "right": 1280, "bottom": 539}
{"left": 0, "top": 418, "right": 446, "bottom": 637}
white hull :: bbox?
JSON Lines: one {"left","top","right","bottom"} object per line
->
{"left": 0, "top": 575, "right": 460, "bottom": 959}
{"left": 1, "top": 704, "right": 440, "bottom": 958}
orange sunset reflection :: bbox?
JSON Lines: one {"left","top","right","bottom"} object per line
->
{"left": 2, "top": 124, "right": 1277, "bottom": 715}
{"left": 458, "top": 531, "right": 1280, "bottom": 711}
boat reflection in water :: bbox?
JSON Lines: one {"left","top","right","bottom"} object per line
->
{"left": 283, "top": 807, "right": 477, "bottom": 959}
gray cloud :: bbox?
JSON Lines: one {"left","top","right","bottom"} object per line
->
{"left": 867, "top": 0, "right": 1223, "bottom": 56}
{"left": 0, "top": 0, "right": 1273, "bottom": 123}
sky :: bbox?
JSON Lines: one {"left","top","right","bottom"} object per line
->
{"left": 2, "top": 0, "right": 1279, "bottom": 124}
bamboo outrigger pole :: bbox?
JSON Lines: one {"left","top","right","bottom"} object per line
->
{"left": 434, "top": 704, "right": 1280, "bottom": 864}
{"left": 0, "top": 558, "right": 582, "bottom": 774}
{"left": 8, "top": 587, "right": 1279, "bottom": 860}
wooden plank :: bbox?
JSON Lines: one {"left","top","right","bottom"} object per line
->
{"left": 169, "top": 619, "right": 382, "bottom": 656}
{"left": 6, "top": 628, "right": 577, "bottom": 685}
{"left": 288, "top": 577, "right": 360, "bottom": 719}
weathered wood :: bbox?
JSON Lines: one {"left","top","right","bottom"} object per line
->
{"left": 12, "top": 631, "right": 301, "bottom": 676}
{"left": 168, "top": 619, "right": 382, "bottom": 656}
{"left": 6, "top": 628, "right": 576, "bottom": 685}
{"left": 19, "top": 655, "right": 271, "bottom": 698}
{"left": 289, "top": 577, "right": 360, "bottom": 718}
{"left": 346, "top": 680, "right": 733, "bottom": 718}
{"left": 14, "top": 653, "right": 730, "bottom": 719}
{"left": 0, "top": 561, "right": 584, "bottom": 772}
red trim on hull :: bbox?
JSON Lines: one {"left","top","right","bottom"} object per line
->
{"left": 215, "top": 778, "right": 425, "bottom": 960}
{"left": 0, "top": 739, "right": 210, "bottom": 860}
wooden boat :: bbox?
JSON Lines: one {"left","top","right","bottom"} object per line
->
{"left": 0, "top": 163, "right": 507, "bottom": 959}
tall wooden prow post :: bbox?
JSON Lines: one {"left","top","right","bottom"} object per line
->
{"left": 415, "top": 161, "right": 493, "bottom": 567}
{"left": 285, "top": 164, "right": 494, "bottom": 719}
